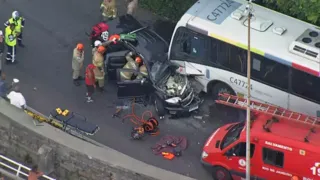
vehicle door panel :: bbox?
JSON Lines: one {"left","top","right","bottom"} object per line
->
{"left": 249, "top": 144, "right": 268, "bottom": 180}
{"left": 116, "top": 69, "right": 152, "bottom": 99}
{"left": 223, "top": 142, "right": 265, "bottom": 180}
{"left": 223, "top": 142, "right": 247, "bottom": 179}
{"left": 106, "top": 50, "right": 129, "bottom": 80}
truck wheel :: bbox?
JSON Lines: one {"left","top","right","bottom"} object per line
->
{"left": 212, "top": 166, "right": 232, "bottom": 180}
{"left": 154, "top": 96, "right": 166, "bottom": 117}
{"left": 211, "top": 83, "right": 235, "bottom": 100}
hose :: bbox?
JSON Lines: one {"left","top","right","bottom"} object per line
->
{"left": 122, "top": 99, "right": 159, "bottom": 135}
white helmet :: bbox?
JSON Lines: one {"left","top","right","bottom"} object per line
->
{"left": 12, "top": 11, "right": 20, "bottom": 20}
{"left": 13, "top": 78, "right": 20, "bottom": 83}
{"left": 0, "top": 30, "right": 3, "bottom": 36}
{"left": 94, "top": 40, "right": 102, "bottom": 47}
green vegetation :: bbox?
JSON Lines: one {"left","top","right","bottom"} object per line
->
{"left": 140, "top": 0, "right": 320, "bottom": 26}
{"left": 139, "top": 0, "right": 196, "bottom": 22}
{"left": 262, "top": 0, "right": 320, "bottom": 26}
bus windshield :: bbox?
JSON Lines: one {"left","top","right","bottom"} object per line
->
{"left": 220, "top": 122, "right": 245, "bottom": 150}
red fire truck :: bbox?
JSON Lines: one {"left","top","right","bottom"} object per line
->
{"left": 201, "top": 93, "right": 320, "bottom": 180}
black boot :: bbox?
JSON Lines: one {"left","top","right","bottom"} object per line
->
{"left": 77, "top": 76, "right": 84, "bottom": 80}
{"left": 73, "top": 79, "right": 80, "bottom": 86}
{"left": 99, "top": 87, "right": 104, "bottom": 92}
{"left": 18, "top": 42, "right": 25, "bottom": 48}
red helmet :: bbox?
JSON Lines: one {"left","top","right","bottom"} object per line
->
{"left": 76, "top": 43, "right": 84, "bottom": 50}
{"left": 97, "top": 46, "right": 106, "bottom": 53}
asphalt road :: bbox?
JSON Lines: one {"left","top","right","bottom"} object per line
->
{"left": 0, "top": 1, "right": 243, "bottom": 179}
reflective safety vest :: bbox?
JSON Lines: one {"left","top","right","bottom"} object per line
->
{"left": 92, "top": 47, "right": 97, "bottom": 55}
{"left": 120, "top": 61, "right": 138, "bottom": 80}
{"left": 93, "top": 67, "right": 105, "bottom": 80}
{"left": 8, "top": 18, "right": 23, "bottom": 32}
{"left": 100, "top": 0, "right": 117, "bottom": 18}
{"left": 5, "top": 26, "right": 17, "bottom": 47}
{"left": 136, "top": 65, "right": 148, "bottom": 79}
{"left": 92, "top": 52, "right": 104, "bottom": 68}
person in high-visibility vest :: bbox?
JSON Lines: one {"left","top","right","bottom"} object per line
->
{"left": 72, "top": 43, "right": 85, "bottom": 86}
{"left": 120, "top": 51, "right": 140, "bottom": 81}
{"left": 92, "top": 40, "right": 102, "bottom": 55}
{"left": 0, "top": 30, "right": 4, "bottom": 74}
{"left": 100, "top": 0, "right": 117, "bottom": 22}
{"left": 92, "top": 46, "right": 106, "bottom": 92}
{"left": 4, "top": 11, "right": 25, "bottom": 47}
{"left": 5, "top": 24, "right": 18, "bottom": 63}
{"left": 127, "top": 0, "right": 138, "bottom": 15}
{"left": 92, "top": 37, "right": 116, "bottom": 56}
{"left": 136, "top": 63, "right": 148, "bottom": 80}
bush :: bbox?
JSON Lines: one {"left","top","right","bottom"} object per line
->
{"left": 139, "top": 0, "right": 196, "bottom": 22}
{"left": 140, "top": 0, "right": 320, "bottom": 26}
{"left": 261, "top": 0, "right": 320, "bottom": 26}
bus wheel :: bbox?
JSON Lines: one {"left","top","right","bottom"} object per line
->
{"left": 211, "top": 83, "right": 235, "bottom": 100}
{"left": 212, "top": 166, "right": 232, "bottom": 180}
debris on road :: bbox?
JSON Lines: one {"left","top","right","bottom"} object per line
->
{"left": 152, "top": 135, "right": 187, "bottom": 158}
{"left": 193, "top": 115, "right": 202, "bottom": 120}
{"left": 161, "top": 152, "right": 175, "bottom": 160}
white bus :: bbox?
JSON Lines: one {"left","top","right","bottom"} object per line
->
{"left": 168, "top": 0, "right": 320, "bottom": 116}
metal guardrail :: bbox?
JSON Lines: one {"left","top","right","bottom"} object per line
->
{"left": 0, "top": 155, "right": 56, "bottom": 180}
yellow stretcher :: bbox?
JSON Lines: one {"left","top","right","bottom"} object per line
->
{"left": 25, "top": 108, "right": 100, "bottom": 138}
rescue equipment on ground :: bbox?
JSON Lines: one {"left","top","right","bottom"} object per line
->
{"left": 119, "top": 33, "right": 137, "bottom": 42}
{"left": 25, "top": 108, "right": 100, "bottom": 140}
{"left": 130, "top": 117, "right": 159, "bottom": 140}
{"left": 152, "top": 135, "right": 188, "bottom": 157}
{"left": 113, "top": 98, "right": 159, "bottom": 140}
{"left": 216, "top": 93, "right": 320, "bottom": 142}
{"left": 161, "top": 152, "right": 175, "bottom": 160}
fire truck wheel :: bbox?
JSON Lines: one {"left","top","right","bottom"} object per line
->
{"left": 212, "top": 166, "right": 232, "bottom": 180}
{"left": 211, "top": 83, "right": 235, "bottom": 101}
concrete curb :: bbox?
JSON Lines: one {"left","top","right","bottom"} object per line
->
{"left": 0, "top": 99, "right": 197, "bottom": 180}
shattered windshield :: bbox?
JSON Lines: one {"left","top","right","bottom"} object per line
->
{"left": 149, "top": 52, "right": 172, "bottom": 82}
{"left": 150, "top": 61, "right": 170, "bottom": 83}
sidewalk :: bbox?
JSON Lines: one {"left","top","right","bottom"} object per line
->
{"left": 116, "top": 0, "right": 176, "bottom": 42}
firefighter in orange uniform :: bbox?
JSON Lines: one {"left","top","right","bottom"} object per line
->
{"left": 92, "top": 46, "right": 106, "bottom": 91}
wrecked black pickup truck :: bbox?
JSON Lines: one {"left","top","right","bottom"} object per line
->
{"left": 102, "top": 15, "right": 202, "bottom": 117}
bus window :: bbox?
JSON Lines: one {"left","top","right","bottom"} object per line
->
{"left": 226, "top": 142, "right": 255, "bottom": 158}
{"left": 262, "top": 148, "right": 284, "bottom": 168}
{"left": 291, "top": 69, "right": 320, "bottom": 103}
{"left": 217, "top": 42, "right": 247, "bottom": 75}
{"left": 170, "top": 27, "right": 209, "bottom": 64}
{"left": 251, "top": 54, "right": 289, "bottom": 91}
